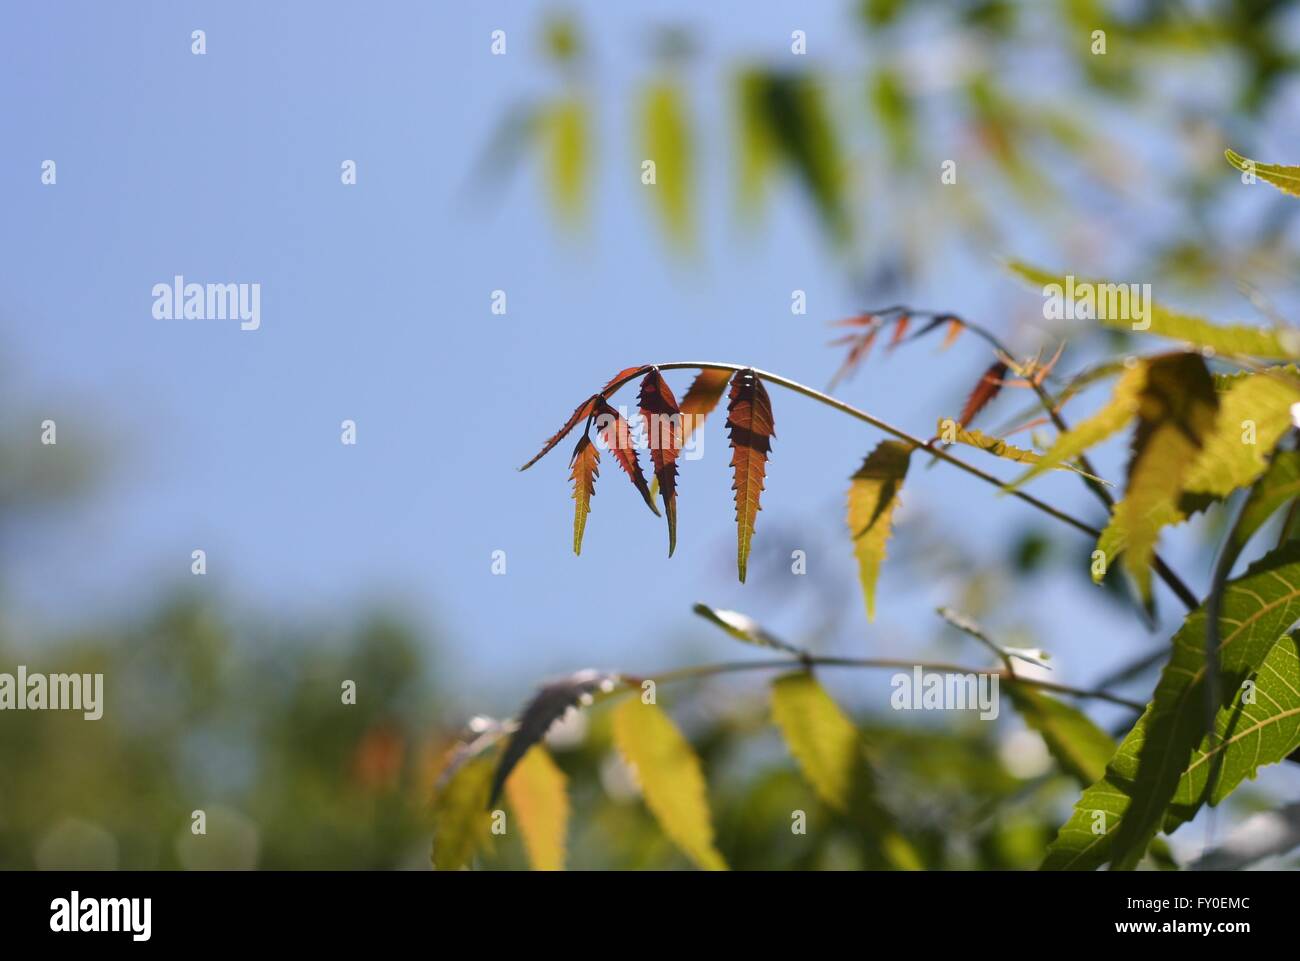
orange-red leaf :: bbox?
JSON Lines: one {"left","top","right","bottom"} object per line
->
{"left": 601, "top": 366, "right": 652, "bottom": 397}
{"left": 677, "top": 369, "right": 732, "bottom": 445}
{"left": 637, "top": 369, "right": 682, "bottom": 556}
{"left": 940, "top": 316, "right": 964, "bottom": 350}
{"left": 725, "top": 370, "right": 775, "bottom": 582}
{"left": 521, "top": 395, "right": 597, "bottom": 471}
{"left": 887, "top": 313, "right": 911, "bottom": 349}
{"left": 828, "top": 327, "right": 881, "bottom": 389}
{"left": 594, "top": 398, "right": 657, "bottom": 514}
{"left": 569, "top": 433, "right": 600, "bottom": 555}
{"left": 958, "top": 361, "right": 1008, "bottom": 428}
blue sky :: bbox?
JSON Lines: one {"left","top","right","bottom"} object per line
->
{"left": 4, "top": 0, "right": 1300, "bottom": 847}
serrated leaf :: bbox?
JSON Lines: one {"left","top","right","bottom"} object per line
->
{"left": 1007, "top": 261, "right": 1298, "bottom": 359}
{"left": 568, "top": 433, "right": 599, "bottom": 555}
{"left": 1234, "top": 451, "right": 1300, "bottom": 552}
{"left": 637, "top": 369, "right": 682, "bottom": 555}
{"left": 504, "top": 745, "right": 569, "bottom": 871}
{"left": 726, "top": 370, "right": 775, "bottom": 582}
{"left": 594, "top": 398, "right": 658, "bottom": 515}
{"left": 649, "top": 369, "right": 730, "bottom": 504}
{"left": 1006, "top": 685, "right": 1116, "bottom": 786}
{"left": 521, "top": 395, "right": 597, "bottom": 471}
{"left": 847, "top": 440, "right": 912, "bottom": 621}
{"left": 938, "top": 418, "right": 1109, "bottom": 484}
{"left": 489, "top": 670, "right": 621, "bottom": 807}
{"left": 1042, "top": 542, "right": 1300, "bottom": 870}
{"left": 1164, "top": 633, "right": 1300, "bottom": 833}
{"left": 431, "top": 752, "right": 496, "bottom": 870}
{"left": 612, "top": 698, "right": 727, "bottom": 871}
{"left": 1006, "top": 361, "right": 1147, "bottom": 490}
{"left": 1225, "top": 148, "right": 1300, "bottom": 199}
{"left": 1182, "top": 369, "right": 1300, "bottom": 497}
{"left": 1103, "top": 353, "right": 1218, "bottom": 602}
{"left": 642, "top": 81, "right": 692, "bottom": 247}
{"left": 770, "top": 672, "right": 921, "bottom": 869}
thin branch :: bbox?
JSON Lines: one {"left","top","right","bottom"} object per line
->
{"left": 641, "top": 654, "right": 1144, "bottom": 711}
{"left": 601, "top": 361, "right": 1199, "bottom": 609}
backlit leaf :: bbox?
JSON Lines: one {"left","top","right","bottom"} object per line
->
{"left": 594, "top": 398, "right": 658, "bottom": 515}
{"left": 521, "top": 395, "right": 597, "bottom": 471}
{"left": 612, "top": 698, "right": 727, "bottom": 871}
{"left": 568, "top": 433, "right": 599, "bottom": 555}
{"left": 1007, "top": 261, "right": 1298, "bottom": 359}
{"left": 1182, "top": 369, "right": 1300, "bottom": 497}
{"left": 504, "top": 745, "right": 569, "bottom": 871}
{"left": 1225, "top": 148, "right": 1300, "bottom": 199}
{"left": 642, "top": 81, "right": 692, "bottom": 247}
{"left": 544, "top": 97, "right": 587, "bottom": 224}
{"left": 957, "top": 361, "right": 1008, "bottom": 427}
{"left": 847, "top": 440, "right": 912, "bottom": 621}
{"left": 770, "top": 672, "right": 922, "bottom": 869}
{"left": 1102, "top": 353, "right": 1218, "bottom": 602}
{"left": 1042, "top": 542, "right": 1300, "bottom": 870}
{"left": 726, "top": 370, "right": 775, "bottom": 582}
{"left": 1006, "top": 361, "right": 1146, "bottom": 490}
{"left": 637, "top": 369, "right": 682, "bottom": 555}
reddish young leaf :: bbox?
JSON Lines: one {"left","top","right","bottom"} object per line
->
{"left": 594, "top": 398, "right": 658, "bottom": 514}
{"left": 958, "top": 360, "right": 1008, "bottom": 427}
{"left": 569, "top": 433, "right": 600, "bottom": 556}
{"left": 887, "top": 313, "right": 911, "bottom": 349}
{"left": 725, "top": 370, "right": 776, "bottom": 582}
{"left": 637, "top": 369, "right": 683, "bottom": 556}
{"left": 677, "top": 369, "right": 732, "bottom": 440}
{"left": 601, "top": 366, "right": 652, "bottom": 397}
{"left": 940, "top": 316, "right": 964, "bottom": 350}
{"left": 828, "top": 327, "right": 881, "bottom": 389}
{"left": 520, "top": 395, "right": 598, "bottom": 471}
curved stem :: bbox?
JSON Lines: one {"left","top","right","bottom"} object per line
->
{"left": 643, "top": 654, "right": 1144, "bottom": 711}
{"left": 605, "top": 361, "right": 1199, "bottom": 608}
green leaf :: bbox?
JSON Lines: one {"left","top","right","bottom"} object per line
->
{"left": 1233, "top": 451, "right": 1300, "bottom": 552}
{"left": 847, "top": 440, "right": 912, "bottom": 621}
{"left": 1042, "top": 542, "right": 1300, "bottom": 871}
{"left": 504, "top": 745, "right": 569, "bottom": 871}
{"left": 1164, "top": 633, "right": 1300, "bottom": 833}
{"left": 738, "top": 72, "right": 850, "bottom": 246}
{"left": 1007, "top": 261, "right": 1298, "bottom": 359}
{"left": 1101, "top": 353, "right": 1219, "bottom": 602}
{"left": 642, "top": 81, "right": 692, "bottom": 247}
{"left": 1006, "top": 361, "right": 1146, "bottom": 490}
{"left": 770, "top": 672, "right": 922, "bottom": 870}
{"left": 431, "top": 753, "right": 496, "bottom": 870}
{"left": 1182, "top": 369, "right": 1300, "bottom": 497}
{"left": 611, "top": 698, "right": 727, "bottom": 871}
{"left": 1005, "top": 685, "right": 1116, "bottom": 786}
{"left": 1225, "top": 148, "right": 1300, "bottom": 199}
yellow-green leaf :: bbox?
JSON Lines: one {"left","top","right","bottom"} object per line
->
{"left": 770, "top": 672, "right": 921, "bottom": 870}
{"left": 544, "top": 97, "right": 587, "bottom": 224}
{"left": 1006, "top": 361, "right": 1147, "bottom": 491}
{"left": 1103, "top": 353, "right": 1218, "bottom": 602}
{"left": 612, "top": 698, "right": 727, "bottom": 871}
{"left": 1182, "top": 369, "right": 1300, "bottom": 497}
{"left": 847, "top": 440, "right": 912, "bottom": 621}
{"left": 1007, "top": 261, "right": 1297, "bottom": 358}
{"left": 504, "top": 745, "right": 569, "bottom": 871}
{"left": 938, "top": 418, "right": 1109, "bottom": 483}
{"left": 642, "top": 81, "right": 692, "bottom": 247}
{"left": 431, "top": 753, "right": 496, "bottom": 870}
{"left": 1225, "top": 148, "right": 1300, "bottom": 199}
